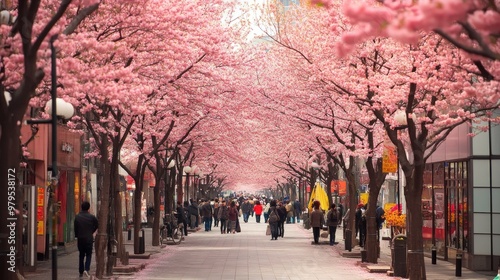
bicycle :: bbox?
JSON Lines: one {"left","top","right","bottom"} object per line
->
{"left": 160, "top": 212, "right": 183, "bottom": 245}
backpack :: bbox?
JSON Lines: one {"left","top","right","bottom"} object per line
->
{"left": 329, "top": 210, "right": 338, "bottom": 224}
{"left": 268, "top": 209, "right": 279, "bottom": 223}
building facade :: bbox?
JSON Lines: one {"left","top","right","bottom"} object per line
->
{"left": 423, "top": 119, "right": 500, "bottom": 270}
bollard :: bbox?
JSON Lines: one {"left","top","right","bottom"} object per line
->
{"left": 361, "top": 249, "right": 367, "bottom": 263}
{"left": 345, "top": 229, "right": 352, "bottom": 252}
{"left": 431, "top": 246, "right": 437, "bottom": 265}
{"left": 138, "top": 229, "right": 145, "bottom": 254}
{"left": 456, "top": 252, "right": 462, "bottom": 277}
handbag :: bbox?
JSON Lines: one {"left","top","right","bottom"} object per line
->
{"left": 266, "top": 224, "right": 271, "bottom": 236}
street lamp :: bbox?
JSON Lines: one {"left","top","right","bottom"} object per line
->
{"left": 163, "top": 157, "right": 175, "bottom": 214}
{"left": 26, "top": 35, "right": 74, "bottom": 280}
{"left": 393, "top": 109, "right": 410, "bottom": 215}
{"left": 183, "top": 166, "right": 192, "bottom": 202}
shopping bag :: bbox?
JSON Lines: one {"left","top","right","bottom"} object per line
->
{"left": 266, "top": 225, "right": 271, "bottom": 236}
{"left": 236, "top": 219, "right": 241, "bottom": 232}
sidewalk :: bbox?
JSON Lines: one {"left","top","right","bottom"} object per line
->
{"left": 23, "top": 223, "right": 496, "bottom": 279}
{"left": 23, "top": 227, "right": 173, "bottom": 280}
{"left": 333, "top": 226, "right": 496, "bottom": 280}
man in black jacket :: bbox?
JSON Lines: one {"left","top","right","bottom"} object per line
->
{"left": 277, "top": 202, "right": 287, "bottom": 238}
{"left": 177, "top": 201, "right": 188, "bottom": 236}
{"left": 74, "top": 201, "right": 98, "bottom": 278}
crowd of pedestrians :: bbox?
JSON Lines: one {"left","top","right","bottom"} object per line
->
{"left": 172, "top": 195, "right": 305, "bottom": 239}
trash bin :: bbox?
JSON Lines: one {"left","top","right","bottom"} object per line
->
{"left": 345, "top": 228, "right": 352, "bottom": 252}
{"left": 392, "top": 234, "right": 407, "bottom": 278}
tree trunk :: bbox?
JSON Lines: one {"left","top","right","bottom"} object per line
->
{"left": 112, "top": 165, "right": 125, "bottom": 264}
{"left": 95, "top": 140, "right": 111, "bottom": 278}
{"left": 133, "top": 179, "right": 143, "bottom": 254}
{"left": 345, "top": 163, "right": 358, "bottom": 249}
{"left": 365, "top": 157, "right": 386, "bottom": 263}
{"left": 405, "top": 163, "right": 426, "bottom": 279}
{"left": 152, "top": 178, "right": 161, "bottom": 246}
{"left": 365, "top": 194, "right": 379, "bottom": 263}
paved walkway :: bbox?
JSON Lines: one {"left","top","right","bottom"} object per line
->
{"left": 24, "top": 218, "right": 497, "bottom": 280}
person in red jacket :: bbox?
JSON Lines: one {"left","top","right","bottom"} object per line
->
{"left": 253, "top": 200, "right": 263, "bottom": 223}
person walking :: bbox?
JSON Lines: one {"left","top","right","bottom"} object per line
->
{"left": 354, "top": 203, "right": 364, "bottom": 243}
{"left": 310, "top": 201, "right": 324, "bottom": 244}
{"left": 218, "top": 200, "right": 228, "bottom": 234}
{"left": 263, "top": 200, "right": 271, "bottom": 223}
{"left": 356, "top": 204, "right": 367, "bottom": 247}
{"left": 74, "top": 201, "right": 98, "bottom": 278}
{"left": 293, "top": 199, "right": 301, "bottom": 223}
{"left": 228, "top": 200, "right": 239, "bottom": 234}
{"left": 253, "top": 200, "right": 263, "bottom": 223}
{"left": 277, "top": 201, "right": 287, "bottom": 238}
{"left": 268, "top": 200, "right": 280, "bottom": 240}
{"left": 241, "top": 199, "right": 252, "bottom": 223}
{"left": 200, "top": 199, "right": 212, "bottom": 231}
{"left": 326, "top": 203, "right": 339, "bottom": 245}
{"left": 213, "top": 200, "right": 220, "bottom": 227}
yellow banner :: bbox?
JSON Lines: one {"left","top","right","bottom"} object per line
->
{"left": 37, "top": 221, "right": 44, "bottom": 235}
{"left": 382, "top": 139, "right": 397, "bottom": 173}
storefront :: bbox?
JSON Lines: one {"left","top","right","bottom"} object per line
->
{"left": 422, "top": 120, "right": 499, "bottom": 271}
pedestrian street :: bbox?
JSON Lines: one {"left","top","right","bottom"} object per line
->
{"left": 126, "top": 218, "right": 394, "bottom": 280}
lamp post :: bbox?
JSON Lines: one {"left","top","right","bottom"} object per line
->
{"left": 183, "top": 166, "right": 192, "bottom": 202}
{"left": 393, "top": 110, "right": 409, "bottom": 215}
{"left": 26, "top": 35, "right": 74, "bottom": 280}
{"left": 164, "top": 158, "right": 175, "bottom": 214}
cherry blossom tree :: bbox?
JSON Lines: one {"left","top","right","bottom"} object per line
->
{"left": 0, "top": 1, "right": 99, "bottom": 279}
{"left": 249, "top": 1, "right": 500, "bottom": 278}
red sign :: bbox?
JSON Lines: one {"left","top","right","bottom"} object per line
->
{"left": 330, "top": 180, "right": 347, "bottom": 196}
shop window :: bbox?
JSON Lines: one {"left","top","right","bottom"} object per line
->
{"left": 422, "top": 163, "right": 446, "bottom": 256}
{"left": 446, "top": 161, "right": 469, "bottom": 251}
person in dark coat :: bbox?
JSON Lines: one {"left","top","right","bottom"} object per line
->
{"left": 188, "top": 199, "right": 199, "bottom": 229}
{"left": 356, "top": 203, "right": 367, "bottom": 247}
{"left": 228, "top": 200, "right": 239, "bottom": 234}
{"left": 277, "top": 202, "right": 287, "bottom": 238}
{"left": 326, "top": 203, "right": 339, "bottom": 245}
{"left": 200, "top": 199, "right": 213, "bottom": 231}
{"left": 217, "top": 200, "right": 229, "bottom": 234}
{"left": 177, "top": 201, "right": 188, "bottom": 236}
{"left": 293, "top": 199, "right": 302, "bottom": 223}
{"left": 74, "top": 201, "right": 98, "bottom": 278}
{"left": 267, "top": 200, "right": 280, "bottom": 240}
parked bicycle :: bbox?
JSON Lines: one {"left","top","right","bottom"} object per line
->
{"left": 160, "top": 212, "right": 183, "bottom": 245}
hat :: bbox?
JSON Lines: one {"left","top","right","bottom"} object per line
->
{"left": 357, "top": 203, "right": 364, "bottom": 208}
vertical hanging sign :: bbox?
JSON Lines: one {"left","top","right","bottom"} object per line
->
{"left": 382, "top": 137, "right": 397, "bottom": 173}
{"left": 37, "top": 187, "right": 45, "bottom": 235}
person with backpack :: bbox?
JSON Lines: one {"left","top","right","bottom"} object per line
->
{"left": 326, "top": 203, "right": 339, "bottom": 245}
{"left": 268, "top": 200, "right": 280, "bottom": 240}
{"left": 375, "top": 205, "right": 385, "bottom": 240}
